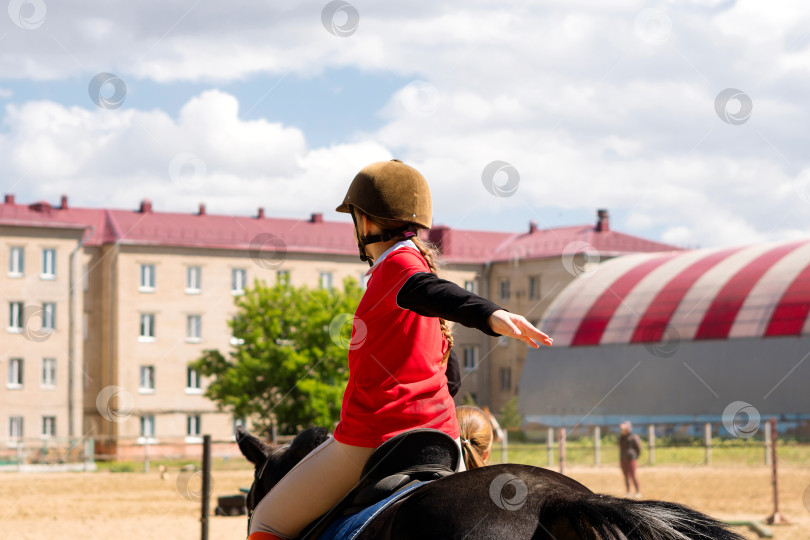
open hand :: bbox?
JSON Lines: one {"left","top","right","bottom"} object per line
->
{"left": 487, "top": 310, "right": 553, "bottom": 348}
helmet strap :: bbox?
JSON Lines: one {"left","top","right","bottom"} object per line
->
{"left": 350, "top": 208, "right": 374, "bottom": 266}
{"left": 350, "top": 208, "right": 416, "bottom": 266}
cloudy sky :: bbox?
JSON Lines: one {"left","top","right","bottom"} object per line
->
{"left": 1, "top": 0, "right": 809, "bottom": 248}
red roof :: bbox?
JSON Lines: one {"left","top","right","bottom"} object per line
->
{"left": 0, "top": 196, "right": 678, "bottom": 262}
{"left": 430, "top": 224, "right": 677, "bottom": 264}
{"left": 542, "top": 238, "right": 810, "bottom": 346}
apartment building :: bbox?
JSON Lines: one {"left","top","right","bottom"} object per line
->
{"left": 1, "top": 195, "right": 675, "bottom": 456}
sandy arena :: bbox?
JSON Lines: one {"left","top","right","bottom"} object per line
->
{"left": 2, "top": 465, "right": 809, "bottom": 539}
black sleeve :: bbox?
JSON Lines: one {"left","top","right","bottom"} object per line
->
{"left": 396, "top": 272, "right": 503, "bottom": 337}
{"left": 445, "top": 348, "right": 461, "bottom": 397}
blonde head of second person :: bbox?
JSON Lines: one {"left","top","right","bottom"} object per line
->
{"left": 456, "top": 406, "right": 494, "bottom": 470}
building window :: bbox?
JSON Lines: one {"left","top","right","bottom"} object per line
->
{"left": 139, "top": 313, "right": 155, "bottom": 341}
{"left": 140, "top": 264, "right": 155, "bottom": 291}
{"left": 186, "top": 415, "right": 202, "bottom": 442}
{"left": 528, "top": 276, "right": 540, "bottom": 300}
{"left": 8, "top": 246, "right": 24, "bottom": 276}
{"left": 186, "top": 315, "right": 202, "bottom": 342}
{"left": 499, "top": 367, "right": 512, "bottom": 392}
{"left": 41, "top": 248, "right": 56, "bottom": 279}
{"left": 186, "top": 366, "right": 202, "bottom": 393}
{"left": 7, "top": 358, "right": 23, "bottom": 388}
{"left": 8, "top": 302, "right": 24, "bottom": 333}
{"left": 9, "top": 416, "right": 24, "bottom": 443}
{"left": 42, "top": 416, "right": 56, "bottom": 439}
{"left": 232, "top": 268, "right": 247, "bottom": 294}
{"left": 41, "top": 358, "right": 56, "bottom": 388}
{"left": 277, "top": 269, "right": 290, "bottom": 286}
{"left": 139, "top": 365, "right": 155, "bottom": 393}
{"left": 499, "top": 278, "right": 510, "bottom": 301}
{"left": 42, "top": 302, "right": 56, "bottom": 331}
{"left": 464, "top": 280, "right": 476, "bottom": 294}
{"left": 319, "top": 271, "right": 333, "bottom": 289}
{"left": 463, "top": 346, "right": 478, "bottom": 372}
{"left": 139, "top": 415, "right": 155, "bottom": 441}
{"left": 186, "top": 266, "right": 202, "bottom": 293}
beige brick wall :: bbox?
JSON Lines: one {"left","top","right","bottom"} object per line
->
{"left": 4, "top": 221, "right": 588, "bottom": 451}
{"left": 0, "top": 225, "right": 84, "bottom": 445}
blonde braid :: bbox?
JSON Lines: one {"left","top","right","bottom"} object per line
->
{"left": 411, "top": 236, "right": 454, "bottom": 365}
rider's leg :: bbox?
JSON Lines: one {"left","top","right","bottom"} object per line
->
{"left": 249, "top": 436, "right": 375, "bottom": 539}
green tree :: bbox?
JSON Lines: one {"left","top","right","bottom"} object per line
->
{"left": 193, "top": 277, "right": 364, "bottom": 435}
{"left": 462, "top": 393, "right": 478, "bottom": 406}
{"left": 498, "top": 396, "right": 522, "bottom": 430}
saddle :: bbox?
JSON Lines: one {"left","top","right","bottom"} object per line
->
{"left": 300, "top": 429, "right": 460, "bottom": 540}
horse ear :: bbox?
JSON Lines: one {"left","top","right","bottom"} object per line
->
{"left": 236, "top": 425, "right": 271, "bottom": 467}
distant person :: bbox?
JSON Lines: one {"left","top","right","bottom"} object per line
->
{"left": 481, "top": 405, "right": 505, "bottom": 443}
{"left": 619, "top": 421, "right": 642, "bottom": 498}
{"left": 456, "top": 406, "right": 493, "bottom": 469}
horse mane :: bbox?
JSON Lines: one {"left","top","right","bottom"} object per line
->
{"left": 540, "top": 492, "right": 746, "bottom": 540}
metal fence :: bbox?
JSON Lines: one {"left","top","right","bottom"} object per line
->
{"left": 493, "top": 421, "right": 810, "bottom": 471}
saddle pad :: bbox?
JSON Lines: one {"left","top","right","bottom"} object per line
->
{"left": 318, "top": 482, "right": 426, "bottom": 540}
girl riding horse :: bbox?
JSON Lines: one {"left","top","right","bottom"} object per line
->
{"left": 248, "top": 159, "right": 553, "bottom": 540}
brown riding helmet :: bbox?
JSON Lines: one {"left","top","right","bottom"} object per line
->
{"left": 336, "top": 159, "right": 432, "bottom": 229}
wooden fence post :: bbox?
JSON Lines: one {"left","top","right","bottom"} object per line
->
{"left": 547, "top": 427, "right": 554, "bottom": 467}
{"left": 764, "top": 419, "right": 772, "bottom": 466}
{"left": 704, "top": 422, "right": 712, "bottom": 465}
{"left": 594, "top": 426, "right": 601, "bottom": 466}
{"left": 559, "top": 428, "right": 566, "bottom": 475}
{"left": 648, "top": 424, "right": 655, "bottom": 465}
{"left": 201, "top": 435, "right": 211, "bottom": 540}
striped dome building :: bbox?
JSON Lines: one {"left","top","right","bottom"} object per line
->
{"left": 519, "top": 238, "right": 810, "bottom": 431}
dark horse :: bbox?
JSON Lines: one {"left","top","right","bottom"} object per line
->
{"left": 238, "top": 426, "right": 745, "bottom": 540}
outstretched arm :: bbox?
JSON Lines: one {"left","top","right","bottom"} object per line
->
{"left": 396, "top": 272, "right": 502, "bottom": 336}
{"left": 487, "top": 310, "right": 553, "bottom": 348}
{"left": 396, "top": 272, "right": 552, "bottom": 347}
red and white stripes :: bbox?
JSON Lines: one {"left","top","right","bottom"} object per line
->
{"left": 543, "top": 239, "right": 810, "bottom": 346}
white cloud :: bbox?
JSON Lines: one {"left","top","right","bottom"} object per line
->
{"left": 0, "top": 91, "right": 388, "bottom": 219}
{"left": 2, "top": 0, "right": 809, "bottom": 248}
